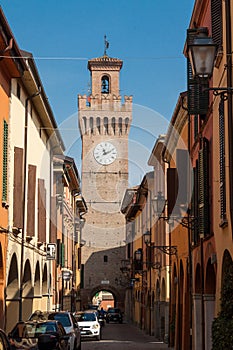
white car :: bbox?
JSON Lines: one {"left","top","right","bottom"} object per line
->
{"left": 74, "top": 310, "right": 101, "bottom": 341}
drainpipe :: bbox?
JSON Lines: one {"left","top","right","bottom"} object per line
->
{"left": 225, "top": 0, "right": 233, "bottom": 233}
{"left": 19, "top": 87, "right": 41, "bottom": 321}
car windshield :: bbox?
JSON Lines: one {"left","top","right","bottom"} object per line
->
{"left": 76, "top": 313, "right": 96, "bottom": 322}
{"left": 48, "top": 314, "right": 71, "bottom": 327}
{"left": 12, "top": 322, "right": 56, "bottom": 338}
{"left": 108, "top": 308, "right": 120, "bottom": 313}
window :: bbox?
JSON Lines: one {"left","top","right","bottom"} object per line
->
{"left": 2, "top": 120, "right": 8, "bottom": 202}
{"left": 104, "top": 255, "right": 108, "bottom": 263}
{"left": 101, "top": 75, "right": 110, "bottom": 93}
{"left": 104, "top": 117, "right": 108, "bottom": 134}
{"left": 198, "top": 139, "right": 210, "bottom": 236}
{"left": 211, "top": 0, "right": 223, "bottom": 49}
{"left": 219, "top": 98, "right": 227, "bottom": 224}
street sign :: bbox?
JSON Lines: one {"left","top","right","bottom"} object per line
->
{"left": 46, "top": 243, "right": 57, "bottom": 260}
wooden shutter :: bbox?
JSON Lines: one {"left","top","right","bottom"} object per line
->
{"left": 13, "top": 147, "right": 23, "bottom": 228}
{"left": 176, "top": 149, "right": 191, "bottom": 208}
{"left": 198, "top": 140, "right": 210, "bottom": 236}
{"left": 211, "top": 0, "right": 223, "bottom": 48}
{"left": 187, "top": 59, "right": 209, "bottom": 115}
{"left": 38, "top": 179, "right": 46, "bottom": 243}
{"left": 167, "top": 168, "right": 179, "bottom": 216}
{"left": 192, "top": 163, "right": 199, "bottom": 245}
{"left": 27, "top": 165, "right": 36, "bottom": 237}
{"left": 2, "top": 120, "right": 8, "bottom": 202}
{"left": 50, "top": 196, "right": 57, "bottom": 243}
{"left": 219, "top": 98, "right": 226, "bottom": 221}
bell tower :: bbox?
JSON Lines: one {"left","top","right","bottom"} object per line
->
{"left": 78, "top": 50, "right": 132, "bottom": 308}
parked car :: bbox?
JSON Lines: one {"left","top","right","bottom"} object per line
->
{"left": 8, "top": 320, "right": 69, "bottom": 350}
{"left": 106, "top": 307, "right": 123, "bottom": 323}
{"left": 28, "top": 311, "right": 81, "bottom": 350}
{"left": 74, "top": 310, "right": 101, "bottom": 341}
{"left": 0, "top": 329, "right": 12, "bottom": 350}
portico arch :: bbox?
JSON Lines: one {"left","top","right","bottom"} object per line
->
{"left": 6, "top": 253, "right": 19, "bottom": 332}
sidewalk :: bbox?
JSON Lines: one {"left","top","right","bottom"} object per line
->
{"left": 126, "top": 323, "right": 173, "bottom": 349}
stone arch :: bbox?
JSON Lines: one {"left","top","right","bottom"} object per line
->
{"left": 22, "top": 259, "right": 33, "bottom": 320}
{"left": 34, "top": 261, "right": 40, "bottom": 296}
{"left": 90, "top": 284, "right": 121, "bottom": 302}
{"left": 222, "top": 249, "right": 233, "bottom": 281}
{"left": 161, "top": 277, "right": 166, "bottom": 302}
{"left": 42, "top": 263, "right": 48, "bottom": 295}
{"left": 205, "top": 258, "right": 216, "bottom": 294}
{"left": 6, "top": 253, "right": 19, "bottom": 300}
{"left": 195, "top": 263, "right": 202, "bottom": 293}
{"left": 101, "top": 75, "right": 110, "bottom": 94}
{"left": 6, "top": 253, "right": 19, "bottom": 332}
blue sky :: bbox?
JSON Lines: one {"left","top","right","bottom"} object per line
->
{"left": 1, "top": 0, "right": 194, "bottom": 185}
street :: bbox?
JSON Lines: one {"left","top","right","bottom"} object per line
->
{"left": 81, "top": 322, "right": 171, "bottom": 350}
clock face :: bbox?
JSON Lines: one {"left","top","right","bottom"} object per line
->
{"left": 94, "top": 142, "right": 117, "bottom": 165}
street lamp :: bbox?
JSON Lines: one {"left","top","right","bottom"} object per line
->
{"left": 187, "top": 27, "right": 233, "bottom": 97}
{"left": 143, "top": 231, "right": 177, "bottom": 256}
{"left": 188, "top": 28, "right": 217, "bottom": 78}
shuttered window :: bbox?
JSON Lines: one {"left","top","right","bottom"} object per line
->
{"left": 176, "top": 149, "right": 190, "bottom": 209}
{"left": 219, "top": 98, "right": 227, "bottom": 223}
{"left": 38, "top": 179, "right": 46, "bottom": 243}
{"left": 50, "top": 196, "right": 57, "bottom": 243}
{"left": 27, "top": 165, "right": 36, "bottom": 236}
{"left": 167, "top": 168, "right": 179, "bottom": 217}
{"left": 13, "top": 147, "right": 24, "bottom": 228}
{"left": 198, "top": 139, "right": 210, "bottom": 236}
{"left": 194, "top": 115, "right": 199, "bottom": 140}
{"left": 2, "top": 120, "right": 8, "bottom": 202}
{"left": 211, "top": 0, "right": 223, "bottom": 48}
{"left": 192, "top": 164, "right": 199, "bottom": 245}
{"left": 56, "top": 239, "right": 65, "bottom": 267}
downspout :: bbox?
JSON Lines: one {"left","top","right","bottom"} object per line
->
{"left": 19, "top": 87, "right": 41, "bottom": 321}
{"left": 225, "top": 0, "right": 233, "bottom": 234}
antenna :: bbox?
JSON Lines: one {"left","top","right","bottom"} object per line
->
{"left": 104, "top": 34, "right": 109, "bottom": 56}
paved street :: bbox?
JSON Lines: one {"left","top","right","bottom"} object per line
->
{"left": 81, "top": 322, "right": 172, "bottom": 350}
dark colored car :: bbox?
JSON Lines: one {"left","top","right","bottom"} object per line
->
{"left": 8, "top": 320, "right": 69, "bottom": 350}
{"left": 28, "top": 311, "right": 81, "bottom": 350}
{"left": 106, "top": 308, "right": 123, "bottom": 324}
{"left": 0, "top": 329, "right": 12, "bottom": 350}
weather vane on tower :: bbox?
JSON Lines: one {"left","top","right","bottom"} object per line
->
{"left": 104, "top": 34, "right": 109, "bottom": 56}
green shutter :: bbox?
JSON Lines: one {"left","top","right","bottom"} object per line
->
{"left": 2, "top": 120, "right": 8, "bottom": 202}
{"left": 61, "top": 243, "right": 65, "bottom": 268}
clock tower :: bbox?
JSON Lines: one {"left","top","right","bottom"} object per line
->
{"left": 78, "top": 52, "right": 132, "bottom": 307}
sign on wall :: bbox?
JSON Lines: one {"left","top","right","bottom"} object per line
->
{"left": 46, "top": 243, "right": 57, "bottom": 260}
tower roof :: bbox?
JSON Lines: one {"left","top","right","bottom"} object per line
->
{"left": 88, "top": 55, "right": 123, "bottom": 71}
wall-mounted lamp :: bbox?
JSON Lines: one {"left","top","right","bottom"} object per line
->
{"left": 143, "top": 231, "right": 177, "bottom": 256}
